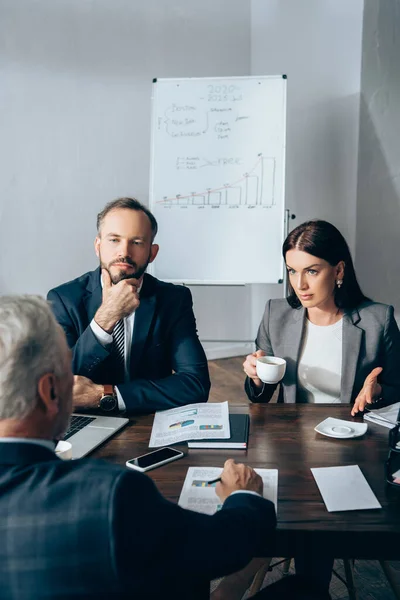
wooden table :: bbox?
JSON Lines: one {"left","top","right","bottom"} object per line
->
{"left": 93, "top": 403, "right": 400, "bottom": 560}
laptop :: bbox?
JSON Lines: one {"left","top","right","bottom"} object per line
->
{"left": 63, "top": 413, "right": 129, "bottom": 459}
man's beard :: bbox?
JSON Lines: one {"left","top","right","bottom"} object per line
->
{"left": 100, "top": 254, "right": 151, "bottom": 284}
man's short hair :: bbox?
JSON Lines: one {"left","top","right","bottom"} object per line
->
{"left": 0, "top": 296, "right": 66, "bottom": 420}
{"left": 96, "top": 197, "right": 158, "bottom": 241}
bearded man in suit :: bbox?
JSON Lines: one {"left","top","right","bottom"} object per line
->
{"left": 47, "top": 197, "right": 210, "bottom": 414}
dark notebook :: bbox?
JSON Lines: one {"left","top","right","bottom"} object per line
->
{"left": 187, "top": 414, "right": 249, "bottom": 449}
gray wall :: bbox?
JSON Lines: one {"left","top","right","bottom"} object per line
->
{"left": 356, "top": 0, "right": 400, "bottom": 309}
{"left": 246, "top": 0, "right": 364, "bottom": 350}
{"left": 252, "top": 0, "right": 364, "bottom": 249}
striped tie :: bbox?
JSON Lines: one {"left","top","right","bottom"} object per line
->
{"left": 113, "top": 319, "right": 125, "bottom": 382}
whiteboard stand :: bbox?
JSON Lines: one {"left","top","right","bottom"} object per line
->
{"left": 283, "top": 209, "right": 296, "bottom": 296}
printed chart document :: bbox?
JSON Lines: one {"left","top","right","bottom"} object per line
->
{"left": 149, "top": 402, "right": 230, "bottom": 448}
{"left": 178, "top": 467, "right": 278, "bottom": 515}
{"left": 311, "top": 465, "right": 381, "bottom": 512}
{"left": 364, "top": 402, "right": 400, "bottom": 429}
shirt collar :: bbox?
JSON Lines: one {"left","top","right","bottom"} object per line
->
{"left": 0, "top": 437, "right": 56, "bottom": 452}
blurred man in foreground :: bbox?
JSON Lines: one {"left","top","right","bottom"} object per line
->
{"left": 0, "top": 295, "right": 277, "bottom": 600}
{"left": 0, "top": 295, "right": 331, "bottom": 600}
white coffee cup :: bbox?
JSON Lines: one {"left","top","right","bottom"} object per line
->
{"left": 256, "top": 356, "right": 286, "bottom": 384}
{"left": 55, "top": 440, "right": 73, "bottom": 460}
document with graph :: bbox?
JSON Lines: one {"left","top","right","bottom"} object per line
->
{"left": 149, "top": 402, "right": 230, "bottom": 448}
{"left": 178, "top": 467, "right": 278, "bottom": 515}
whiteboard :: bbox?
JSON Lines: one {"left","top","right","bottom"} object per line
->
{"left": 149, "top": 76, "right": 287, "bottom": 284}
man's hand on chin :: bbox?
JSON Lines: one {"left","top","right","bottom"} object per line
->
{"left": 73, "top": 375, "right": 103, "bottom": 409}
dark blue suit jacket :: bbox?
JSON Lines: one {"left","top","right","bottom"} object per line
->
{"left": 0, "top": 442, "right": 276, "bottom": 600}
{"left": 47, "top": 268, "right": 210, "bottom": 413}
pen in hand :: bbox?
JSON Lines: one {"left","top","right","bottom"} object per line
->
{"left": 206, "top": 477, "right": 222, "bottom": 485}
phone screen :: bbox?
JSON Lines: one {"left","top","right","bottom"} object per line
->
{"left": 129, "top": 447, "right": 182, "bottom": 469}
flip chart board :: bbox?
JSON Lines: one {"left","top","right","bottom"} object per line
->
{"left": 149, "top": 76, "right": 287, "bottom": 284}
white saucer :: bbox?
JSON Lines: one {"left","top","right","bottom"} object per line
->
{"left": 315, "top": 417, "right": 368, "bottom": 439}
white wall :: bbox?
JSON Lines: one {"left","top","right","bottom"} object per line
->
{"left": 356, "top": 0, "right": 400, "bottom": 311}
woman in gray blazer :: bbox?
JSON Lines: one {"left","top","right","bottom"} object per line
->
{"left": 244, "top": 220, "right": 400, "bottom": 414}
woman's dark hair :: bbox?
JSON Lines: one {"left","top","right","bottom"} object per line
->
{"left": 282, "top": 219, "right": 369, "bottom": 310}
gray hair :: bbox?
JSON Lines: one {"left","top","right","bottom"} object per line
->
{"left": 0, "top": 295, "right": 66, "bottom": 419}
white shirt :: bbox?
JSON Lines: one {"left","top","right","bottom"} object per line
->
{"left": 297, "top": 318, "right": 343, "bottom": 404}
{"left": 90, "top": 279, "right": 143, "bottom": 412}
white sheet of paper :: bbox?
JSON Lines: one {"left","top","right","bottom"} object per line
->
{"left": 178, "top": 466, "right": 278, "bottom": 515}
{"left": 149, "top": 401, "right": 230, "bottom": 447}
{"left": 311, "top": 465, "right": 381, "bottom": 512}
{"left": 364, "top": 402, "right": 400, "bottom": 429}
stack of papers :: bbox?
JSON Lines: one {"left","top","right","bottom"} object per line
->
{"left": 363, "top": 402, "right": 400, "bottom": 429}
{"left": 149, "top": 401, "right": 230, "bottom": 448}
{"left": 178, "top": 466, "right": 278, "bottom": 515}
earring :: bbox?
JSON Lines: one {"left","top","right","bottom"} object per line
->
{"left": 336, "top": 279, "right": 343, "bottom": 288}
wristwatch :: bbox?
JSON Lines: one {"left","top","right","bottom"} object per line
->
{"left": 98, "top": 384, "right": 118, "bottom": 412}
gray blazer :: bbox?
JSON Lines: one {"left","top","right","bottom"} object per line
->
{"left": 245, "top": 299, "right": 400, "bottom": 405}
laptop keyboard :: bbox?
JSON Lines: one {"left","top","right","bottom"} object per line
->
{"left": 64, "top": 415, "right": 96, "bottom": 440}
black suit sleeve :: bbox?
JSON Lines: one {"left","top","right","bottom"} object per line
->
{"left": 117, "top": 286, "right": 210, "bottom": 413}
{"left": 47, "top": 288, "right": 112, "bottom": 375}
{"left": 113, "top": 470, "right": 276, "bottom": 596}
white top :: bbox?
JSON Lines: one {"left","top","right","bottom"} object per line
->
{"left": 297, "top": 318, "right": 343, "bottom": 404}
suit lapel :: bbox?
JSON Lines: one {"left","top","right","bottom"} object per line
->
{"left": 84, "top": 268, "right": 123, "bottom": 383}
{"left": 283, "top": 306, "right": 306, "bottom": 403}
{"left": 340, "top": 308, "right": 362, "bottom": 403}
{"left": 0, "top": 442, "right": 58, "bottom": 465}
{"left": 84, "top": 267, "right": 103, "bottom": 321}
{"left": 288, "top": 306, "right": 307, "bottom": 359}
{"left": 130, "top": 274, "right": 157, "bottom": 377}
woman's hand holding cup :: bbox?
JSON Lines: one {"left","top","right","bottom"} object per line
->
{"left": 243, "top": 349, "right": 266, "bottom": 389}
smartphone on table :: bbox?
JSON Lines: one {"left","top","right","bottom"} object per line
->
{"left": 125, "top": 447, "right": 184, "bottom": 472}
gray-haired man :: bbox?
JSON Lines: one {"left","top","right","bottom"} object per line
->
{"left": 0, "top": 295, "right": 280, "bottom": 600}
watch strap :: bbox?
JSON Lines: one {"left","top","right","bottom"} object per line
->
{"left": 98, "top": 385, "right": 118, "bottom": 413}
{"left": 103, "top": 384, "right": 115, "bottom": 397}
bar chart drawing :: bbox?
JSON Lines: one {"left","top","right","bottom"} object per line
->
{"left": 159, "top": 154, "right": 276, "bottom": 208}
